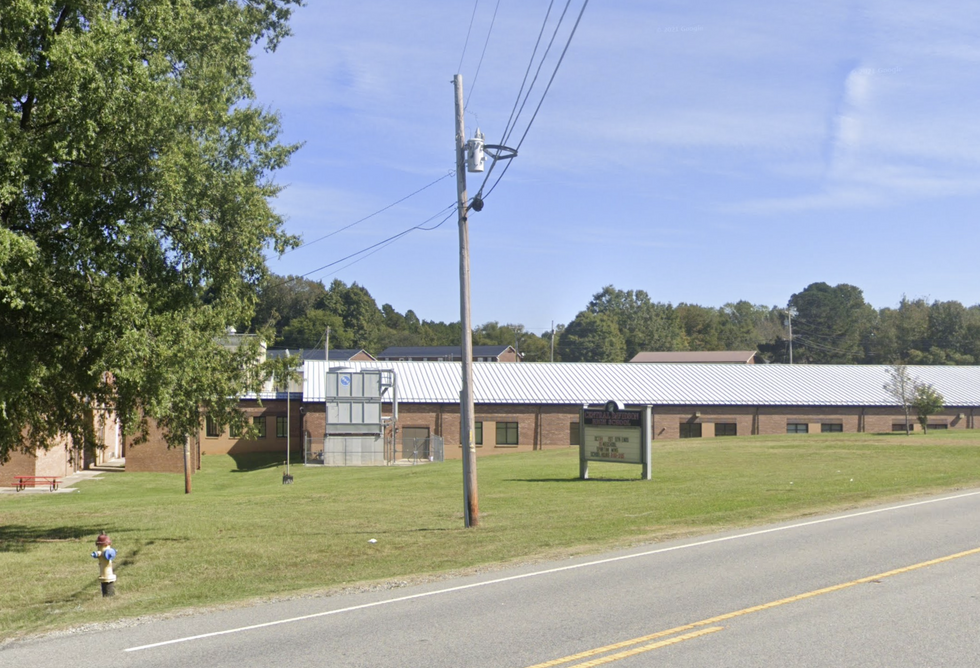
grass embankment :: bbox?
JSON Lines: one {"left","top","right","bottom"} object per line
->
{"left": 3, "top": 430, "right": 980, "bottom": 638}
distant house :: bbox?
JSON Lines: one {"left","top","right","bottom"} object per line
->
{"left": 266, "top": 348, "right": 376, "bottom": 362}
{"left": 377, "top": 345, "right": 520, "bottom": 363}
{"left": 630, "top": 351, "right": 762, "bottom": 364}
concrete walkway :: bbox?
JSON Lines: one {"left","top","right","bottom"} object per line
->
{"left": 1, "top": 458, "right": 125, "bottom": 495}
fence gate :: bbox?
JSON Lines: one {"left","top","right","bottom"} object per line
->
{"left": 401, "top": 427, "right": 430, "bottom": 461}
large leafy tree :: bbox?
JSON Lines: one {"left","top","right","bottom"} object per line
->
{"left": 252, "top": 275, "right": 327, "bottom": 340}
{"left": 587, "top": 285, "right": 683, "bottom": 360}
{"left": 788, "top": 283, "right": 875, "bottom": 364}
{"left": 557, "top": 310, "right": 626, "bottom": 362}
{"left": 0, "top": 0, "right": 301, "bottom": 461}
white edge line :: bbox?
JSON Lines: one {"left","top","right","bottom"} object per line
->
{"left": 124, "top": 489, "right": 980, "bottom": 652}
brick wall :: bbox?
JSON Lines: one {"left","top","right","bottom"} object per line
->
{"left": 125, "top": 421, "right": 200, "bottom": 474}
{"left": 199, "top": 400, "right": 302, "bottom": 457}
{"left": 34, "top": 439, "right": 73, "bottom": 478}
{"left": 292, "top": 399, "right": 979, "bottom": 462}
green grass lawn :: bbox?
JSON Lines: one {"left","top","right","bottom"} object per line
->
{"left": 4, "top": 430, "right": 980, "bottom": 639}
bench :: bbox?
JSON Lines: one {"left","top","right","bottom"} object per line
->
{"left": 14, "top": 475, "right": 61, "bottom": 491}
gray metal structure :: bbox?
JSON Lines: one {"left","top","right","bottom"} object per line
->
{"left": 306, "top": 369, "right": 397, "bottom": 466}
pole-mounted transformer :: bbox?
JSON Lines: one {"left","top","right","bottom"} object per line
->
{"left": 466, "top": 129, "right": 485, "bottom": 173}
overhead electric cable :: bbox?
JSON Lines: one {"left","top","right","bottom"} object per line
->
{"left": 281, "top": 170, "right": 454, "bottom": 255}
{"left": 323, "top": 208, "right": 458, "bottom": 279}
{"left": 514, "top": 0, "right": 589, "bottom": 149}
{"left": 499, "top": 0, "right": 555, "bottom": 142}
{"left": 464, "top": 0, "right": 502, "bottom": 110}
{"left": 501, "top": 0, "right": 572, "bottom": 148}
{"left": 297, "top": 202, "right": 457, "bottom": 280}
{"left": 457, "top": 0, "right": 481, "bottom": 74}
{"left": 472, "top": 0, "right": 557, "bottom": 197}
{"left": 482, "top": 0, "right": 590, "bottom": 201}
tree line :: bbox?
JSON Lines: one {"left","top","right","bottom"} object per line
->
{"left": 254, "top": 278, "right": 980, "bottom": 365}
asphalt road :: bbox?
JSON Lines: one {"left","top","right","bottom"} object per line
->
{"left": 5, "top": 489, "right": 980, "bottom": 667}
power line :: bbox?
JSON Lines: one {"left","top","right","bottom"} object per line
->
{"left": 502, "top": 0, "right": 573, "bottom": 149}
{"left": 320, "top": 208, "right": 458, "bottom": 279}
{"left": 457, "top": 0, "right": 481, "bottom": 74}
{"left": 464, "top": 0, "right": 502, "bottom": 110}
{"left": 296, "top": 203, "right": 457, "bottom": 281}
{"left": 473, "top": 0, "right": 557, "bottom": 199}
{"left": 478, "top": 0, "right": 590, "bottom": 201}
{"left": 512, "top": 0, "right": 588, "bottom": 151}
{"left": 281, "top": 170, "right": 454, "bottom": 255}
{"left": 499, "top": 0, "right": 556, "bottom": 144}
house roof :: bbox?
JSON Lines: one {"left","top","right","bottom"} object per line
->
{"left": 302, "top": 360, "right": 980, "bottom": 408}
{"left": 630, "top": 351, "right": 759, "bottom": 364}
{"left": 267, "top": 348, "right": 374, "bottom": 361}
{"left": 376, "top": 345, "right": 514, "bottom": 359}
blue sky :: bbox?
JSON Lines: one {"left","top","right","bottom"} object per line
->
{"left": 251, "top": 1, "right": 980, "bottom": 334}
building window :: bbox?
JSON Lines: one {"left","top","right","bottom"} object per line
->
{"left": 276, "top": 416, "right": 288, "bottom": 438}
{"left": 821, "top": 423, "right": 843, "bottom": 433}
{"left": 892, "top": 423, "right": 910, "bottom": 432}
{"left": 715, "top": 423, "right": 737, "bottom": 437}
{"left": 496, "top": 421, "right": 519, "bottom": 446}
{"left": 206, "top": 416, "right": 220, "bottom": 438}
{"left": 929, "top": 423, "right": 949, "bottom": 430}
{"left": 253, "top": 416, "right": 267, "bottom": 438}
{"left": 787, "top": 423, "right": 808, "bottom": 434}
{"left": 680, "top": 422, "right": 702, "bottom": 438}
{"left": 475, "top": 421, "right": 483, "bottom": 446}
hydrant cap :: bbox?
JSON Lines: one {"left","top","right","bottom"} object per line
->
{"left": 96, "top": 532, "right": 111, "bottom": 547}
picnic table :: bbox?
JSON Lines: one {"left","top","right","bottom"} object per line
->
{"left": 13, "top": 475, "right": 61, "bottom": 491}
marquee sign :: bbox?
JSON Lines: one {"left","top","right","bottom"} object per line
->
{"left": 579, "top": 401, "right": 652, "bottom": 480}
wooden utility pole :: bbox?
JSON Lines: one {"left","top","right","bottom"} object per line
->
{"left": 324, "top": 325, "right": 330, "bottom": 441}
{"left": 183, "top": 436, "right": 192, "bottom": 494}
{"left": 454, "top": 74, "right": 479, "bottom": 527}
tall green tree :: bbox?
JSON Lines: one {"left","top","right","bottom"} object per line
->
{"left": 870, "top": 296, "right": 930, "bottom": 364}
{"left": 281, "top": 310, "right": 347, "bottom": 350}
{"left": 557, "top": 311, "right": 626, "bottom": 362}
{"left": 789, "top": 283, "right": 875, "bottom": 364}
{"left": 675, "top": 303, "right": 721, "bottom": 351}
{"left": 0, "top": 0, "right": 301, "bottom": 461}
{"left": 587, "top": 285, "right": 683, "bottom": 360}
{"left": 253, "top": 275, "right": 327, "bottom": 341}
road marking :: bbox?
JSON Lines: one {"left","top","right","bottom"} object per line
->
{"left": 125, "top": 489, "right": 980, "bottom": 653}
{"left": 525, "top": 628, "right": 725, "bottom": 668}
{"left": 524, "top": 545, "right": 980, "bottom": 668}
{"left": 569, "top": 628, "right": 724, "bottom": 668}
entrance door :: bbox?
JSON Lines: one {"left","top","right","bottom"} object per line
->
{"left": 401, "top": 427, "right": 430, "bottom": 460}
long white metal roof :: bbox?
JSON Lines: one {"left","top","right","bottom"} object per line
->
{"left": 302, "top": 361, "right": 980, "bottom": 407}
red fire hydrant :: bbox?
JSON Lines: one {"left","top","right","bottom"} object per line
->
{"left": 91, "top": 532, "right": 117, "bottom": 597}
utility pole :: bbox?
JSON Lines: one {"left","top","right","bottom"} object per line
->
{"left": 183, "top": 436, "right": 192, "bottom": 494}
{"left": 550, "top": 320, "right": 555, "bottom": 363}
{"left": 785, "top": 308, "right": 797, "bottom": 364}
{"left": 285, "top": 349, "right": 291, "bottom": 482}
{"left": 323, "top": 326, "right": 330, "bottom": 448}
{"left": 454, "top": 74, "right": 479, "bottom": 528}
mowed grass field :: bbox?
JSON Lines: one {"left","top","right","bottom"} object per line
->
{"left": 4, "top": 430, "right": 980, "bottom": 639}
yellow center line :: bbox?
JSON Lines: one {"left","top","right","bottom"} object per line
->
{"left": 523, "top": 546, "right": 980, "bottom": 668}
{"left": 568, "top": 628, "right": 725, "bottom": 668}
